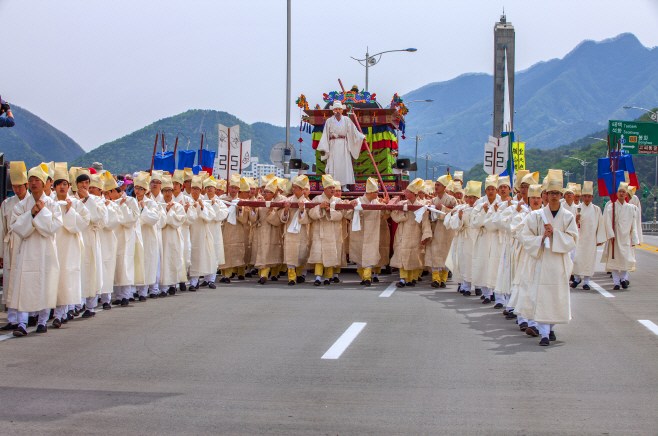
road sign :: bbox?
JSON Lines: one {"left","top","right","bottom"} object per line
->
{"left": 608, "top": 120, "right": 658, "bottom": 155}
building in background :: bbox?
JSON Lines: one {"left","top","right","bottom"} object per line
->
{"left": 493, "top": 13, "right": 515, "bottom": 137}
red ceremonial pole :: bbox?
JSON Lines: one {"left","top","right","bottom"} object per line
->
{"left": 150, "top": 131, "right": 159, "bottom": 175}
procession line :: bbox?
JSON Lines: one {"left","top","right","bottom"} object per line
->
{"left": 638, "top": 320, "right": 658, "bottom": 336}
{"left": 379, "top": 283, "right": 397, "bottom": 297}
{"left": 321, "top": 322, "right": 367, "bottom": 359}
{"left": 588, "top": 281, "right": 615, "bottom": 298}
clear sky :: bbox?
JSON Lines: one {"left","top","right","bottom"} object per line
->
{"left": 3, "top": 0, "right": 658, "bottom": 151}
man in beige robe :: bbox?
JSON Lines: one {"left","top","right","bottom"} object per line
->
{"left": 8, "top": 165, "right": 63, "bottom": 336}
{"left": 253, "top": 178, "right": 284, "bottom": 284}
{"left": 218, "top": 175, "right": 251, "bottom": 282}
{"left": 389, "top": 178, "right": 433, "bottom": 288}
{"left": 603, "top": 182, "right": 639, "bottom": 290}
{"left": 424, "top": 175, "right": 457, "bottom": 287}
{"left": 307, "top": 174, "right": 344, "bottom": 285}
{"left": 280, "top": 175, "right": 312, "bottom": 285}
{"left": 571, "top": 181, "right": 606, "bottom": 290}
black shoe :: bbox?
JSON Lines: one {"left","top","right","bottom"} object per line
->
{"left": 613, "top": 285, "right": 620, "bottom": 290}
{"left": 372, "top": 277, "right": 379, "bottom": 283}
{"left": 279, "top": 271, "right": 286, "bottom": 277}
{"left": 406, "top": 281, "right": 416, "bottom": 287}
{"left": 66, "top": 312, "right": 74, "bottom": 321}
{"left": 582, "top": 284, "right": 591, "bottom": 290}
{"left": 439, "top": 282, "right": 447, "bottom": 288}
{"left": 121, "top": 298, "right": 129, "bottom": 307}
{"left": 35, "top": 324, "right": 47, "bottom": 333}
{"left": 475, "top": 289, "right": 482, "bottom": 296}
{"left": 539, "top": 337, "right": 550, "bottom": 346}
{"left": 422, "top": 270, "right": 429, "bottom": 277}
{"left": 73, "top": 308, "right": 80, "bottom": 316}
{"left": 364, "top": 280, "right": 371, "bottom": 287}
{"left": 179, "top": 282, "right": 187, "bottom": 291}
{"left": 81, "top": 304, "right": 87, "bottom": 311}
{"left": 549, "top": 331, "right": 556, "bottom": 341}
{"left": 200, "top": 281, "right": 209, "bottom": 287}
{"left": 503, "top": 309, "right": 510, "bottom": 315}
{"left": 417, "top": 277, "right": 423, "bottom": 282}
{"left": 431, "top": 281, "right": 440, "bottom": 288}
{"left": 570, "top": 275, "right": 575, "bottom": 282}
{"left": 323, "top": 279, "right": 331, "bottom": 285}
{"left": 297, "top": 276, "right": 305, "bottom": 284}
{"left": 360, "top": 280, "right": 366, "bottom": 285}
{"left": 13, "top": 326, "right": 28, "bottom": 336}
{"left": 27, "top": 316, "right": 37, "bottom": 327}
{"left": 396, "top": 281, "right": 406, "bottom": 288}
{"left": 230, "top": 273, "right": 236, "bottom": 278}
{"left": 314, "top": 280, "right": 321, "bottom": 286}
{"left": 463, "top": 290, "right": 471, "bottom": 296}
{"left": 81, "top": 310, "right": 95, "bottom": 318}
{"left": 270, "top": 276, "right": 279, "bottom": 281}
{"left": 188, "top": 286, "right": 197, "bottom": 292}
{"left": 129, "top": 298, "right": 135, "bottom": 302}
{"left": 621, "top": 281, "right": 628, "bottom": 289}
{"left": 448, "top": 271, "right": 452, "bottom": 279}
{"left": 493, "top": 303, "right": 504, "bottom": 309}
{"left": 208, "top": 282, "right": 216, "bottom": 289}
{"left": 333, "top": 277, "right": 340, "bottom": 283}
{"left": 220, "top": 277, "right": 230, "bottom": 283}
{"left": 526, "top": 326, "right": 539, "bottom": 337}
{"left": 138, "top": 296, "right": 146, "bottom": 302}
{"left": 624, "top": 279, "right": 630, "bottom": 286}
{"left": 288, "top": 280, "right": 296, "bottom": 286}
{"left": 168, "top": 287, "right": 176, "bottom": 295}
{"left": 238, "top": 275, "right": 245, "bottom": 280}
{"left": 505, "top": 313, "right": 518, "bottom": 320}
{"left": 259, "top": 277, "right": 267, "bottom": 285}
{"left": 112, "top": 299, "right": 121, "bottom": 305}
{"left": 482, "top": 298, "right": 491, "bottom": 304}
{"left": 149, "top": 293, "right": 158, "bottom": 299}
{"left": 132, "top": 293, "right": 137, "bottom": 299}
{"left": 244, "top": 273, "right": 253, "bottom": 278}
{"left": 52, "top": 318, "right": 62, "bottom": 328}
{"left": 1, "top": 322, "right": 18, "bottom": 331}
{"left": 570, "top": 280, "right": 580, "bottom": 288}
{"left": 519, "top": 322, "right": 528, "bottom": 331}
{"left": 102, "top": 303, "right": 112, "bottom": 310}
{"left": 159, "top": 292, "right": 167, "bottom": 298}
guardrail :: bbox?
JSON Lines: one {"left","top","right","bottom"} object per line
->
{"left": 642, "top": 222, "right": 658, "bottom": 233}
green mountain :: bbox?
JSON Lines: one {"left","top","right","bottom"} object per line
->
{"left": 0, "top": 105, "right": 85, "bottom": 168}
{"left": 402, "top": 33, "right": 658, "bottom": 169}
{"left": 462, "top": 108, "right": 658, "bottom": 222}
{"left": 71, "top": 110, "right": 315, "bottom": 174}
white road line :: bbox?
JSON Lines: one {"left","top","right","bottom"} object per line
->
{"left": 379, "top": 282, "right": 397, "bottom": 298}
{"left": 321, "top": 322, "right": 367, "bottom": 359}
{"left": 589, "top": 281, "right": 615, "bottom": 298}
{"left": 638, "top": 320, "right": 658, "bottom": 336}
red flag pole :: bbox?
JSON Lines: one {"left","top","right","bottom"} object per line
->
{"left": 150, "top": 131, "right": 159, "bottom": 175}
{"left": 611, "top": 134, "right": 616, "bottom": 259}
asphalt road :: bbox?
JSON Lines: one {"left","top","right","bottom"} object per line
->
{"left": 1, "top": 237, "right": 657, "bottom": 435}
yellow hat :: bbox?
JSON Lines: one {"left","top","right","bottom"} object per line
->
{"left": 68, "top": 167, "right": 81, "bottom": 191}
{"left": 322, "top": 174, "right": 335, "bottom": 189}
{"left": 41, "top": 162, "right": 55, "bottom": 180}
{"left": 446, "top": 181, "right": 455, "bottom": 192}
{"left": 261, "top": 173, "right": 276, "bottom": 187}
{"left": 239, "top": 177, "right": 250, "bottom": 192}
{"left": 199, "top": 171, "right": 209, "bottom": 180}
{"left": 497, "top": 175, "right": 511, "bottom": 188}
{"left": 617, "top": 181, "right": 629, "bottom": 193}
{"left": 183, "top": 168, "right": 194, "bottom": 181}
{"left": 573, "top": 183, "right": 582, "bottom": 196}
{"left": 229, "top": 173, "right": 241, "bottom": 187}
{"left": 407, "top": 178, "right": 425, "bottom": 194}
{"left": 172, "top": 169, "right": 185, "bottom": 185}
{"left": 248, "top": 177, "right": 258, "bottom": 189}
{"left": 191, "top": 175, "right": 203, "bottom": 189}
{"left": 216, "top": 179, "right": 227, "bottom": 191}
{"left": 89, "top": 173, "right": 104, "bottom": 190}
{"left": 545, "top": 169, "right": 563, "bottom": 192}
{"left": 103, "top": 171, "right": 119, "bottom": 191}
{"left": 582, "top": 181, "right": 594, "bottom": 195}
{"left": 277, "top": 178, "right": 287, "bottom": 190}
{"left": 453, "top": 180, "right": 464, "bottom": 193}
{"left": 366, "top": 177, "right": 379, "bottom": 193}
{"left": 541, "top": 176, "right": 548, "bottom": 192}
{"left": 436, "top": 175, "right": 451, "bottom": 187}
{"left": 9, "top": 161, "right": 27, "bottom": 185}
{"left": 520, "top": 171, "right": 539, "bottom": 186}
{"left": 264, "top": 177, "right": 278, "bottom": 193}
{"left": 151, "top": 170, "right": 164, "bottom": 181}
{"left": 76, "top": 168, "right": 90, "bottom": 179}
{"left": 453, "top": 171, "right": 464, "bottom": 182}
{"left": 281, "top": 180, "right": 292, "bottom": 196}
{"left": 53, "top": 162, "right": 68, "bottom": 183}
{"left": 161, "top": 174, "right": 174, "bottom": 190}
{"left": 629, "top": 185, "right": 636, "bottom": 196}
{"left": 485, "top": 174, "right": 499, "bottom": 189}
{"left": 334, "top": 180, "right": 341, "bottom": 190}
{"left": 203, "top": 175, "right": 217, "bottom": 189}
{"left": 134, "top": 171, "right": 151, "bottom": 190}
{"left": 563, "top": 182, "right": 576, "bottom": 194}
{"left": 528, "top": 184, "right": 543, "bottom": 198}
{"left": 464, "top": 180, "right": 482, "bottom": 198}
{"left": 28, "top": 165, "right": 49, "bottom": 185}
{"left": 515, "top": 170, "right": 529, "bottom": 188}
{"left": 292, "top": 174, "right": 309, "bottom": 190}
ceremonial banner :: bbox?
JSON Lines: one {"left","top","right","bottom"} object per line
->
{"left": 214, "top": 124, "right": 241, "bottom": 179}
{"left": 483, "top": 135, "right": 509, "bottom": 175}
{"left": 240, "top": 140, "right": 252, "bottom": 171}
{"left": 512, "top": 142, "right": 525, "bottom": 170}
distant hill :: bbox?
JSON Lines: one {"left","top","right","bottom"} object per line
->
{"left": 0, "top": 105, "right": 85, "bottom": 168}
{"left": 402, "top": 33, "right": 658, "bottom": 169}
{"left": 71, "top": 110, "right": 315, "bottom": 174}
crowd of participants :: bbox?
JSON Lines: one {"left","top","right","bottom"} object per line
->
{"left": 0, "top": 161, "right": 642, "bottom": 346}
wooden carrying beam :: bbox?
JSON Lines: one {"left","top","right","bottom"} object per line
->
{"left": 223, "top": 200, "right": 426, "bottom": 211}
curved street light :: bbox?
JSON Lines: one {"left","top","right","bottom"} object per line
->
{"left": 564, "top": 155, "right": 591, "bottom": 181}
{"left": 351, "top": 47, "right": 417, "bottom": 92}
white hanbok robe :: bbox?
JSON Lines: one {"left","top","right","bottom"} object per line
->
{"left": 137, "top": 197, "right": 162, "bottom": 286}
{"left": 1, "top": 195, "right": 21, "bottom": 304}
{"left": 159, "top": 202, "right": 187, "bottom": 286}
{"left": 114, "top": 197, "right": 143, "bottom": 286}
{"left": 572, "top": 202, "right": 606, "bottom": 277}
{"left": 493, "top": 202, "right": 523, "bottom": 294}
{"left": 54, "top": 198, "right": 90, "bottom": 306}
{"left": 79, "top": 195, "right": 107, "bottom": 298}
{"left": 508, "top": 209, "right": 532, "bottom": 310}
{"left": 8, "top": 193, "right": 63, "bottom": 312}
{"left": 470, "top": 196, "right": 498, "bottom": 288}
{"left": 316, "top": 115, "right": 365, "bottom": 185}
{"left": 174, "top": 191, "right": 193, "bottom": 268}
{"left": 449, "top": 204, "right": 477, "bottom": 284}
{"left": 188, "top": 199, "right": 217, "bottom": 277}
{"left": 99, "top": 200, "right": 121, "bottom": 295}
{"left": 206, "top": 196, "right": 229, "bottom": 267}
{"left": 603, "top": 200, "right": 639, "bottom": 271}
{"left": 518, "top": 206, "right": 578, "bottom": 324}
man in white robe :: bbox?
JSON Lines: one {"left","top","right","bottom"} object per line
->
{"left": 519, "top": 170, "right": 578, "bottom": 345}
{"left": 603, "top": 182, "right": 639, "bottom": 290}
{"left": 187, "top": 175, "right": 217, "bottom": 290}
{"left": 1, "top": 162, "right": 29, "bottom": 331}
{"left": 173, "top": 169, "right": 193, "bottom": 291}
{"left": 316, "top": 100, "right": 366, "bottom": 187}
{"left": 158, "top": 175, "right": 187, "bottom": 295}
{"left": 571, "top": 181, "right": 606, "bottom": 290}
{"left": 470, "top": 175, "right": 500, "bottom": 301}
{"left": 112, "top": 188, "right": 142, "bottom": 307}
{"left": 132, "top": 172, "right": 163, "bottom": 300}
{"left": 449, "top": 181, "right": 481, "bottom": 296}
{"left": 202, "top": 176, "right": 229, "bottom": 288}
{"left": 8, "top": 165, "right": 63, "bottom": 336}
{"left": 98, "top": 172, "right": 121, "bottom": 309}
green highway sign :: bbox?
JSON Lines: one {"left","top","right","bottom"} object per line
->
{"left": 608, "top": 120, "right": 658, "bottom": 155}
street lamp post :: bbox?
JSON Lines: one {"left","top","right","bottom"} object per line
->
{"left": 564, "top": 155, "right": 591, "bottom": 181}
{"left": 411, "top": 132, "right": 442, "bottom": 179}
{"left": 420, "top": 152, "right": 448, "bottom": 180}
{"left": 432, "top": 165, "right": 448, "bottom": 180}
{"left": 623, "top": 106, "right": 658, "bottom": 188}
{"left": 352, "top": 47, "right": 417, "bottom": 92}
{"left": 564, "top": 171, "right": 573, "bottom": 184}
